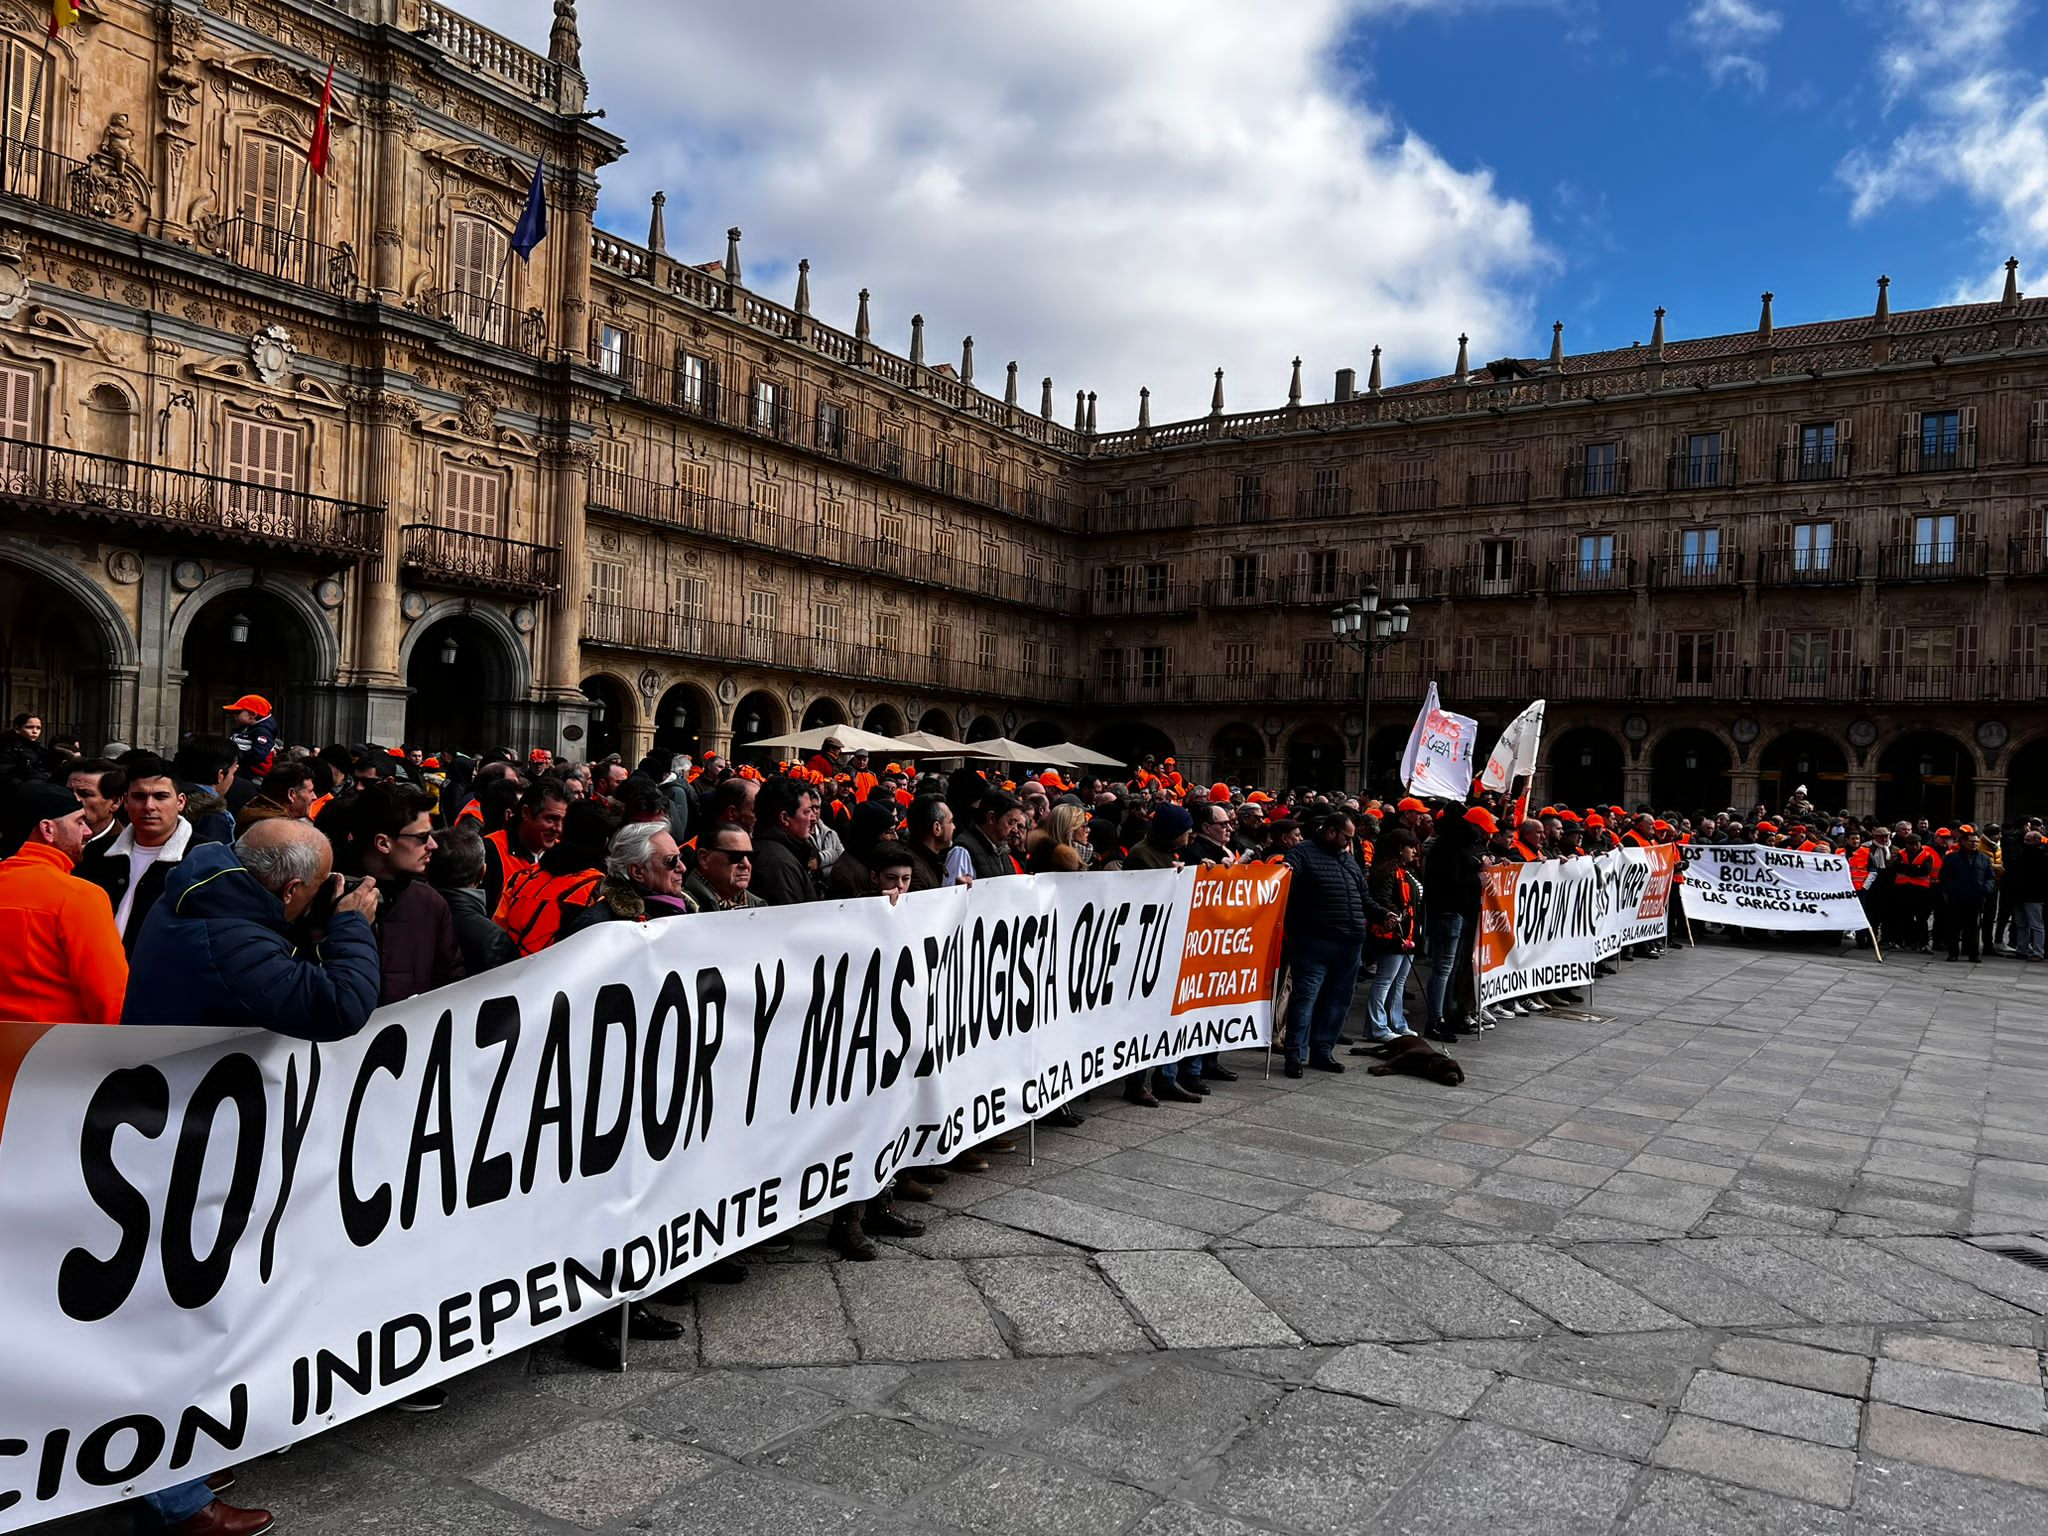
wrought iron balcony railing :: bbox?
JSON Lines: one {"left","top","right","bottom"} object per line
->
{"left": 1874, "top": 538, "right": 1986, "bottom": 581}
{"left": 1547, "top": 557, "right": 1636, "bottom": 595}
{"left": 1377, "top": 478, "right": 1438, "bottom": 515}
{"left": 1753, "top": 546, "right": 1862, "bottom": 584}
{"left": 1776, "top": 442, "right": 1853, "bottom": 482}
{"left": 400, "top": 523, "right": 561, "bottom": 596}
{"left": 0, "top": 437, "right": 379, "bottom": 556}
{"left": 197, "top": 216, "right": 362, "bottom": 298}
{"left": 1896, "top": 430, "right": 1977, "bottom": 474}
{"left": 1563, "top": 459, "right": 1629, "bottom": 498}
{"left": 1466, "top": 468, "right": 1530, "bottom": 506}
{"left": 1648, "top": 552, "right": 1743, "bottom": 589}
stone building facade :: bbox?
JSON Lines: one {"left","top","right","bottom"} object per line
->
{"left": 0, "top": 0, "right": 2042, "bottom": 825}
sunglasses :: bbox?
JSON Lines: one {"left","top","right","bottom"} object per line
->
{"left": 707, "top": 848, "right": 754, "bottom": 862}
{"left": 392, "top": 830, "right": 437, "bottom": 844}
{"left": 651, "top": 853, "right": 686, "bottom": 871}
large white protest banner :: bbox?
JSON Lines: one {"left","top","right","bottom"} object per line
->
{"left": 1400, "top": 682, "right": 1478, "bottom": 801}
{"left": 0, "top": 865, "right": 1287, "bottom": 1529}
{"left": 1474, "top": 845, "right": 1678, "bottom": 1006}
{"left": 1479, "top": 699, "right": 1545, "bottom": 795}
{"left": 1679, "top": 844, "right": 1870, "bottom": 932}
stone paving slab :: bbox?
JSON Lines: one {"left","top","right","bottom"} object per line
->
{"left": 46, "top": 942, "right": 2048, "bottom": 1536}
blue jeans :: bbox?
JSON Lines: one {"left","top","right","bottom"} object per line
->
{"left": 1424, "top": 911, "right": 1466, "bottom": 1026}
{"left": 1283, "top": 934, "right": 1363, "bottom": 1064}
{"left": 1368, "top": 950, "right": 1414, "bottom": 1037}
{"left": 142, "top": 1479, "right": 216, "bottom": 1524}
{"left": 2018, "top": 902, "right": 2045, "bottom": 959}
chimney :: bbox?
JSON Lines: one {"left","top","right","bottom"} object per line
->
{"left": 1334, "top": 367, "right": 1356, "bottom": 402}
{"left": 960, "top": 335, "right": 974, "bottom": 388}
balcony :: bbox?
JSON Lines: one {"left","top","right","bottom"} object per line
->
{"left": 1563, "top": 459, "right": 1629, "bottom": 498}
{"left": 1443, "top": 561, "right": 1535, "bottom": 599}
{"left": 1092, "top": 670, "right": 1365, "bottom": 707}
{"left": 1296, "top": 485, "right": 1353, "bottom": 519}
{"left": 1634, "top": 668, "right": 1746, "bottom": 703}
{"left": 1648, "top": 552, "right": 1743, "bottom": 590}
{"left": 1441, "top": 667, "right": 1539, "bottom": 703}
{"left": 1547, "top": 666, "right": 1635, "bottom": 702}
{"left": 1089, "top": 581, "right": 1197, "bottom": 617}
{"left": 0, "top": 437, "right": 379, "bottom": 556}
{"left": 1875, "top": 539, "right": 1986, "bottom": 581}
{"left": 1378, "top": 478, "right": 1438, "bottom": 515}
{"left": 1547, "top": 558, "right": 1635, "bottom": 596}
{"left": 1871, "top": 665, "right": 1998, "bottom": 703}
{"left": 1753, "top": 546, "right": 1862, "bottom": 585}
{"left": 1202, "top": 575, "right": 1284, "bottom": 607}
{"left": 417, "top": 287, "right": 547, "bottom": 355}
{"left": 1666, "top": 451, "right": 1738, "bottom": 491}
{"left": 1375, "top": 567, "right": 1433, "bottom": 604}
{"left": 1897, "top": 430, "right": 1977, "bottom": 474}
{"left": 400, "top": 524, "right": 561, "bottom": 597}
{"left": 192, "top": 216, "right": 363, "bottom": 298}
{"left": 1746, "top": 665, "right": 1859, "bottom": 705}
{"left": 2007, "top": 665, "right": 2048, "bottom": 702}
{"left": 2009, "top": 535, "right": 2048, "bottom": 579}
{"left": 1091, "top": 496, "right": 1198, "bottom": 535}
{"left": 1216, "top": 491, "right": 1266, "bottom": 524}
{"left": 1467, "top": 468, "right": 1530, "bottom": 506}
{"left": 1776, "top": 443, "right": 1853, "bottom": 482}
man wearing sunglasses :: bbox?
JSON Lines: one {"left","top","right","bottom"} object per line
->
{"left": 685, "top": 824, "right": 765, "bottom": 911}
{"left": 566, "top": 821, "right": 698, "bottom": 933}
{"left": 325, "top": 780, "right": 465, "bottom": 1006}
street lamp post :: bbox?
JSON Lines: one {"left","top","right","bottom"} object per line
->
{"left": 1330, "top": 585, "right": 1411, "bottom": 797}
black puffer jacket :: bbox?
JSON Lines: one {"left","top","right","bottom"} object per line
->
{"left": 1283, "top": 839, "right": 1368, "bottom": 942}
{"left": 1423, "top": 820, "right": 1486, "bottom": 922}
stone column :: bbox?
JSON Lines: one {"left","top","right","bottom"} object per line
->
{"left": 542, "top": 439, "right": 591, "bottom": 698}
{"left": 1977, "top": 776, "right": 2006, "bottom": 827}
{"left": 350, "top": 389, "right": 415, "bottom": 686}
{"left": 366, "top": 101, "right": 415, "bottom": 302}
{"left": 1845, "top": 770, "right": 1878, "bottom": 820}
{"left": 1728, "top": 769, "right": 1761, "bottom": 810}
{"left": 558, "top": 178, "right": 597, "bottom": 361}
{"left": 1623, "top": 762, "right": 1651, "bottom": 810}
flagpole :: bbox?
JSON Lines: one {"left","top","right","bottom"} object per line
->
{"left": 283, "top": 151, "right": 313, "bottom": 280}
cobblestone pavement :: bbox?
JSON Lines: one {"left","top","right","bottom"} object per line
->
{"left": 46, "top": 940, "right": 2048, "bottom": 1534}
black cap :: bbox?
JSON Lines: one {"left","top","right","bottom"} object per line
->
{"left": 7, "top": 779, "right": 81, "bottom": 843}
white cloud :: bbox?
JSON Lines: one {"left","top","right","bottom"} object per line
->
{"left": 1839, "top": 1, "right": 2048, "bottom": 294}
{"left": 1682, "top": 0, "right": 1784, "bottom": 88}
{"left": 452, "top": 0, "right": 1549, "bottom": 423}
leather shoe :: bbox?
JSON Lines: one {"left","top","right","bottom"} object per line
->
{"left": 204, "top": 1470, "right": 237, "bottom": 1495}
{"left": 627, "top": 1303, "right": 683, "bottom": 1341}
{"left": 1047, "top": 1105, "right": 1085, "bottom": 1127}
{"left": 703, "top": 1256, "right": 748, "bottom": 1285}
{"left": 1307, "top": 1057, "right": 1346, "bottom": 1073}
{"left": 911, "top": 1165, "right": 951, "bottom": 1184}
{"left": 949, "top": 1152, "right": 990, "bottom": 1173}
{"left": 1124, "top": 1086, "right": 1160, "bottom": 1107}
{"left": 1158, "top": 1080, "right": 1203, "bottom": 1103}
{"left": 1205, "top": 1065, "right": 1240, "bottom": 1082}
{"left": 1423, "top": 1027, "right": 1463, "bottom": 1043}
{"left": 1283, "top": 1059, "right": 1304, "bottom": 1079}
{"left": 568, "top": 1322, "right": 624, "bottom": 1373}
{"left": 167, "top": 1501, "right": 273, "bottom": 1536}
{"left": 865, "top": 1205, "right": 925, "bottom": 1238}
{"left": 1178, "top": 1076, "right": 1212, "bottom": 1097}
{"left": 829, "top": 1219, "right": 878, "bottom": 1261}
{"left": 894, "top": 1175, "right": 936, "bottom": 1201}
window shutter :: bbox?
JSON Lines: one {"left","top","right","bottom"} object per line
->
{"left": 238, "top": 138, "right": 289, "bottom": 228}
{"left": 1957, "top": 623, "right": 1979, "bottom": 679}
{"left": 1454, "top": 635, "right": 1475, "bottom": 675}
{"left": 1549, "top": 630, "right": 1569, "bottom": 679}
{"left": 1611, "top": 629, "right": 1629, "bottom": 681}
{"left": 1652, "top": 629, "right": 1675, "bottom": 677}
{"left": 1828, "top": 626, "right": 1852, "bottom": 680}
{"left": 1509, "top": 632, "right": 1529, "bottom": 678}
{"left": 1960, "top": 405, "right": 1978, "bottom": 434}
{"left": 1879, "top": 625, "right": 1904, "bottom": 676}
{"left": 1761, "top": 628, "right": 1786, "bottom": 677}
{"left": 1716, "top": 628, "right": 1737, "bottom": 677}
{"left": 5, "top": 40, "right": 49, "bottom": 146}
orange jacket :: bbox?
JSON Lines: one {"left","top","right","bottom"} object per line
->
{"left": 0, "top": 842, "right": 128, "bottom": 1023}
{"left": 1893, "top": 848, "right": 1940, "bottom": 888}
{"left": 495, "top": 862, "right": 603, "bottom": 956}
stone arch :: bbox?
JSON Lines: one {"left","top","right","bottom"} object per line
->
{"left": 1648, "top": 727, "right": 1732, "bottom": 813}
{"left": 1016, "top": 719, "right": 1065, "bottom": 748}
{"left": 0, "top": 537, "right": 138, "bottom": 749}
{"left": 579, "top": 671, "right": 637, "bottom": 762}
{"left": 652, "top": 680, "right": 715, "bottom": 759}
{"left": 731, "top": 689, "right": 787, "bottom": 761}
{"left": 1211, "top": 722, "right": 1267, "bottom": 788}
{"left": 1088, "top": 720, "right": 1175, "bottom": 773}
{"left": 914, "top": 706, "right": 955, "bottom": 739}
{"left": 81, "top": 378, "right": 140, "bottom": 461}
{"left": 0, "top": 536, "right": 138, "bottom": 670}
{"left": 1876, "top": 729, "right": 1977, "bottom": 825}
{"left": 169, "top": 569, "right": 340, "bottom": 742}
{"left": 801, "top": 695, "right": 849, "bottom": 730}
{"left": 1547, "top": 725, "right": 1626, "bottom": 810}
{"left": 399, "top": 601, "right": 533, "bottom": 751}
{"left": 1283, "top": 721, "right": 1346, "bottom": 792}
{"left": 169, "top": 569, "right": 340, "bottom": 681}
{"left": 1757, "top": 730, "right": 1849, "bottom": 813}
{"left": 965, "top": 714, "right": 1002, "bottom": 742}
{"left": 395, "top": 598, "right": 531, "bottom": 697}
{"left": 2006, "top": 732, "right": 2048, "bottom": 826}
{"left": 862, "top": 702, "right": 906, "bottom": 737}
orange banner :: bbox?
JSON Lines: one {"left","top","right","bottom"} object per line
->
{"left": 1171, "top": 862, "right": 1291, "bottom": 1014}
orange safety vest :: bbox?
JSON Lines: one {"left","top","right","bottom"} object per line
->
{"left": 1893, "top": 849, "right": 1939, "bottom": 888}
{"left": 1512, "top": 839, "right": 1541, "bottom": 862}
{"left": 495, "top": 863, "right": 603, "bottom": 956}
{"left": 307, "top": 792, "right": 334, "bottom": 822}
{"left": 456, "top": 799, "right": 483, "bottom": 825}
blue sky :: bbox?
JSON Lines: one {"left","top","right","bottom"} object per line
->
{"left": 1344, "top": 0, "right": 2044, "bottom": 355}
{"left": 465, "top": 0, "right": 2048, "bottom": 420}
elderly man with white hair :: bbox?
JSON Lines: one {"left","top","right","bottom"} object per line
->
{"left": 563, "top": 819, "right": 697, "bottom": 935}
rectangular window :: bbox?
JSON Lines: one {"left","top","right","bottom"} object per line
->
{"left": 873, "top": 610, "right": 900, "bottom": 652}
{"left": 1301, "top": 640, "right": 1334, "bottom": 681}
{"left": 447, "top": 216, "right": 511, "bottom": 345}
{"left": 1307, "top": 549, "right": 1340, "bottom": 596}
{"left": 1792, "top": 521, "right": 1833, "bottom": 571}
{"left": 1223, "top": 642, "right": 1255, "bottom": 679}
{"left": 673, "top": 576, "right": 707, "bottom": 622}
{"left": 1310, "top": 466, "right": 1344, "bottom": 516}
{"left": 434, "top": 463, "right": 500, "bottom": 540}
{"left": 819, "top": 498, "right": 847, "bottom": 538}
{"left": 224, "top": 414, "right": 304, "bottom": 517}
{"left": 750, "top": 378, "right": 784, "bottom": 434}
{"left": 751, "top": 481, "right": 784, "bottom": 519}
{"left": 1139, "top": 646, "right": 1166, "bottom": 689}
{"left": 1674, "top": 632, "right": 1715, "bottom": 685}
{"left": 1390, "top": 545, "right": 1422, "bottom": 594}
{"left": 930, "top": 621, "right": 952, "bottom": 660}
{"left": 677, "top": 352, "right": 715, "bottom": 415}
{"left": 596, "top": 324, "right": 631, "bottom": 378}
{"left": 1580, "top": 441, "right": 1620, "bottom": 496}
{"left": 1021, "top": 637, "right": 1040, "bottom": 674}
{"left": 0, "top": 362, "right": 33, "bottom": 448}
{"left": 1679, "top": 527, "right": 1720, "bottom": 572}
{"left": 1680, "top": 431, "right": 1724, "bottom": 488}
{"left": 1914, "top": 512, "right": 1958, "bottom": 565}
{"left": 1026, "top": 553, "right": 1046, "bottom": 587}
{"left": 1229, "top": 554, "right": 1259, "bottom": 599}
{"left": 1097, "top": 646, "right": 1124, "bottom": 684}
{"left": 1101, "top": 565, "right": 1128, "bottom": 604}
{"left": 976, "top": 631, "right": 998, "bottom": 671}
{"left": 745, "top": 589, "right": 778, "bottom": 636}
{"left": 814, "top": 399, "right": 846, "bottom": 453}
{"left": 878, "top": 422, "right": 906, "bottom": 476}
{"left": 4, "top": 37, "right": 51, "bottom": 149}
{"left": 1921, "top": 409, "right": 1962, "bottom": 464}
{"left": 1573, "top": 633, "right": 1614, "bottom": 673}
{"left": 812, "top": 603, "right": 842, "bottom": 646}
{"left": 1233, "top": 474, "right": 1262, "bottom": 521}
{"left": 1787, "top": 630, "right": 1828, "bottom": 686}
{"left": 1481, "top": 538, "right": 1514, "bottom": 590}
{"left": 589, "top": 560, "right": 625, "bottom": 610}
{"left": 1143, "top": 562, "right": 1169, "bottom": 602}
{"left": 878, "top": 511, "right": 905, "bottom": 547}
{"left": 1905, "top": 626, "right": 1956, "bottom": 671}
{"left": 1578, "top": 533, "right": 1615, "bottom": 576}
{"left": 1797, "top": 421, "right": 1837, "bottom": 473}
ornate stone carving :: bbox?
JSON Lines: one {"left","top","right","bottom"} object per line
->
{"left": 457, "top": 382, "right": 499, "bottom": 439}
{"left": 465, "top": 191, "right": 505, "bottom": 222}
{"left": 0, "top": 251, "right": 27, "bottom": 321}
{"left": 550, "top": 0, "right": 582, "bottom": 70}
{"left": 106, "top": 550, "right": 142, "bottom": 584}
{"left": 68, "top": 114, "right": 151, "bottom": 223}
{"left": 250, "top": 324, "right": 296, "bottom": 385}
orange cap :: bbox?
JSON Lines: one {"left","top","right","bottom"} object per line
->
{"left": 223, "top": 694, "right": 272, "bottom": 716}
{"left": 1397, "top": 797, "right": 1427, "bottom": 813}
{"left": 1464, "top": 806, "right": 1498, "bottom": 834}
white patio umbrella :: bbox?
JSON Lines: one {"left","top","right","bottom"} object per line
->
{"left": 739, "top": 725, "right": 917, "bottom": 755}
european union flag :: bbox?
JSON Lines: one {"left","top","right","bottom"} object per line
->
{"left": 510, "top": 157, "right": 548, "bottom": 261}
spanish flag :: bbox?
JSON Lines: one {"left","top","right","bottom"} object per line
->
{"left": 47, "top": 0, "right": 78, "bottom": 37}
{"left": 307, "top": 62, "right": 334, "bottom": 178}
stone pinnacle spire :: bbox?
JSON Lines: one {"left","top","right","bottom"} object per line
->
{"left": 647, "top": 191, "right": 666, "bottom": 256}
{"left": 854, "top": 288, "right": 871, "bottom": 343}
{"left": 1210, "top": 368, "right": 1225, "bottom": 416}
{"left": 1368, "top": 345, "right": 1382, "bottom": 395}
{"left": 1650, "top": 307, "right": 1666, "bottom": 360}
{"left": 1454, "top": 334, "right": 1469, "bottom": 384}
{"left": 793, "top": 258, "right": 810, "bottom": 316}
{"left": 1549, "top": 323, "right": 1564, "bottom": 369}
{"left": 1085, "top": 391, "right": 1097, "bottom": 434}
{"left": 1875, "top": 275, "right": 1890, "bottom": 324}
{"left": 909, "top": 314, "right": 925, "bottom": 368}
{"left": 1138, "top": 386, "right": 1151, "bottom": 429}
{"left": 1074, "top": 390, "right": 1086, "bottom": 431}
{"left": 1758, "top": 291, "right": 1774, "bottom": 341}
{"left": 2004, "top": 256, "right": 2021, "bottom": 309}
{"left": 1288, "top": 356, "right": 1303, "bottom": 406}
{"left": 1004, "top": 361, "right": 1018, "bottom": 408}
{"left": 960, "top": 336, "right": 974, "bottom": 388}
{"left": 1040, "top": 377, "right": 1053, "bottom": 420}
{"left": 723, "top": 227, "right": 742, "bottom": 289}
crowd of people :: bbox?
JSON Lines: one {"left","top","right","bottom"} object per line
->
{"left": 2, "top": 701, "right": 2045, "bottom": 1534}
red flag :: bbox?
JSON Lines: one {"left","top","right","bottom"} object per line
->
{"left": 307, "top": 62, "right": 334, "bottom": 178}
{"left": 47, "top": 0, "right": 78, "bottom": 37}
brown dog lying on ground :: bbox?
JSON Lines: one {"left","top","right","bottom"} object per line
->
{"left": 1364, "top": 1034, "right": 1465, "bottom": 1087}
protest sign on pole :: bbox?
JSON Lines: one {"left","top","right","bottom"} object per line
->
{"left": 1474, "top": 845, "right": 1677, "bottom": 1006}
{"left": 1400, "top": 682, "right": 1478, "bottom": 801}
{"left": 0, "top": 865, "right": 1287, "bottom": 1529}
{"left": 1479, "top": 699, "right": 1545, "bottom": 795}
{"left": 1679, "top": 844, "right": 1870, "bottom": 932}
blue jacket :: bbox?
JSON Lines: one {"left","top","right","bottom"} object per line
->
{"left": 123, "top": 843, "right": 382, "bottom": 1039}
{"left": 1284, "top": 838, "right": 1369, "bottom": 943}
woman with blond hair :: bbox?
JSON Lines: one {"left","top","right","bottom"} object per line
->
{"left": 1027, "top": 801, "right": 1092, "bottom": 874}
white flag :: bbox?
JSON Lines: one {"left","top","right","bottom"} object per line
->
{"left": 1480, "top": 698, "right": 1546, "bottom": 794}
{"left": 1401, "top": 682, "right": 1479, "bottom": 800}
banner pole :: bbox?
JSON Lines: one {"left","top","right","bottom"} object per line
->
{"left": 617, "top": 1302, "right": 630, "bottom": 1373}
{"left": 1027, "top": 1119, "right": 1036, "bottom": 1169}
{"left": 1868, "top": 926, "right": 1886, "bottom": 965}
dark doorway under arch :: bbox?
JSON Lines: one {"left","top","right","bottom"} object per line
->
{"left": 1212, "top": 723, "right": 1266, "bottom": 788}
{"left": 653, "top": 683, "right": 713, "bottom": 761}
{"left": 915, "top": 707, "right": 955, "bottom": 740}
{"left": 1649, "top": 729, "right": 1732, "bottom": 814}
{"left": 1288, "top": 725, "right": 1347, "bottom": 792}
{"left": 405, "top": 614, "right": 517, "bottom": 752}
{"left": 1758, "top": 731, "right": 1849, "bottom": 813}
{"left": 863, "top": 703, "right": 905, "bottom": 738}
{"left": 1548, "top": 726, "right": 1626, "bottom": 810}
{"left": 2008, "top": 736, "right": 2048, "bottom": 826}
{"left": 801, "top": 697, "right": 847, "bottom": 731}
{"left": 0, "top": 563, "right": 114, "bottom": 748}
{"left": 1876, "top": 731, "right": 1975, "bottom": 825}
{"left": 966, "top": 715, "right": 1001, "bottom": 742}
{"left": 732, "top": 689, "right": 786, "bottom": 763}
{"left": 1016, "top": 719, "right": 1064, "bottom": 748}
{"left": 580, "top": 674, "right": 632, "bottom": 763}
{"left": 183, "top": 588, "right": 321, "bottom": 745}
{"left": 1088, "top": 721, "right": 1174, "bottom": 775}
